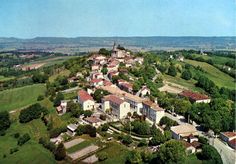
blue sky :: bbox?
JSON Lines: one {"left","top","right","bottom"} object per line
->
{"left": 0, "top": 0, "right": 235, "bottom": 38}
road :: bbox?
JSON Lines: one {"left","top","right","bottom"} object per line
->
{"left": 164, "top": 112, "right": 236, "bottom": 164}
{"left": 60, "top": 86, "right": 79, "bottom": 93}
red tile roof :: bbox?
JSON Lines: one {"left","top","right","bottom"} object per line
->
{"left": 103, "top": 95, "right": 124, "bottom": 105}
{"left": 228, "top": 138, "right": 236, "bottom": 147}
{"left": 222, "top": 132, "right": 236, "bottom": 138}
{"left": 179, "top": 90, "right": 210, "bottom": 101}
{"left": 84, "top": 116, "right": 101, "bottom": 123}
{"left": 90, "top": 78, "right": 103, "bottom": 83}
{"left": 78, "top": 90, "right": 93, "bottom": 102}
{"left": 103, "top": 80, "right": 113, "bottom": 86}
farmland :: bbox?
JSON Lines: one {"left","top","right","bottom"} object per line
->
{"left": 0, "top": 84, "right": 46, "bottom": 112}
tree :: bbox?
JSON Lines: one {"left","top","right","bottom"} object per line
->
{"left": 93, "top": 89, "right": 109, "bottom": 102}
{"left": 37, "top": 95, "right": 44, "bottom": 101}
{"left": 54, "top": 143, "right": 66, "bottom": 161}
{"left": 138, "top": 139, "right": 148, "bottom": 147}
{"left": 198, "top": 145, "right": 223, "bottom": 164}
{"left": 53, "top": 92, "right": 64, "bottom": 107}
{"left": 99, "top": 48, "right": 110, "bottom": 56}
{"left": 181, "top": 70, "right": 192, "bottom": 80}
{"left": 156, "top": 140, "right": 186, "bottom": 164}
{"left": 167, "top": 65, "right": 177, "bottom": 77}
{"left": 126, "top": 150, "right": 142, "bottom": 164}
{"left": 131, "top": 120, "right": 150, "bottom": 135}
{"left": 83, "top": 110, "right": 93, "bottom": 117}
{"left": 101, "top": 67, "right": 108, "bottom": 75}
{"left": 0, "top": 111, "right": 11, "bottom": 134}
{"left": 173, "top": 99, "right": 191, "bottom": 114}
{"left": 101, "top": 123, "right": 109, "bottom": 131}
{"left": 19, "top": 103, "right": 48, "bottom": 123}
{"left": 149, "top": 131, "right": 165, "bottom": 146}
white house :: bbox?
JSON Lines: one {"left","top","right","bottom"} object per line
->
{"left": 102, "top": 95, "right": 131, "bottom": 119}
{"left": 67, "top": 124, "right": 78, "bottom": 136}
{"left": 56, "top": 100, "right": 67, "bottom": 115}
{"left": 91, "top": 72, "right": 104, "bottom": 79}
{"left": 77, "top": 90, "right": 95, "bottom": 111}
{"left": 84, "top": 116, "right": 103, "bottom": 128}
{"left": 141, "top": 100, "right": 165, "bottom": 124}
{"left": 90, "top": 79, "right": 104, "bottom": 87}
{"left": 139, "top": 86, "right": 150, "bottom": 97}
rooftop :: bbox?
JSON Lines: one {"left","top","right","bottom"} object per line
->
{"left": 84, "top": 116, "right": 101, "bottom": 123}
{"left": 90, "top": 78, "right": 103, "bottom": 83}
{"left": 78, "top": 90, "right": 94, "bottom": 102}
{"left": 103, "top": 94, "right": 125, "bottom": 105}
{"left": 67, "top": 124, "right": 78, "bottom": 131}
{"left": 143, "top": 100, "right": 164, "bottom": 111}
{"left": 171, "top": 124, "right": 198, "bottom": 135}
{"left": 221, "top": 132, "right": 236, "bottom": 138}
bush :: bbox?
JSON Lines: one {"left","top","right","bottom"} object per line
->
{"left": 198, "top": 145, "right": 222, "bottom": 164}
{"left": 97, "top": 152, "right": 108, "bottom": 161}
{"left": 37, "top": 95, "right": 44, "bottom": 101}
{"left": 9, "top": 147, "right": 19, "bottom": 154}
{"left": 167, "top": 65, "right": 177, "bottom": 77}
{"left": 84, "top": 110, "right": 93, "bottom": 117}
{"left": 181, "top": 70, "right": 192, "bottom": 80}
{"left": 49, "top": 126, "right": 67, "bottom": 138}
{"left": 39, "top": 137, "right": 56, "bottom": 152}
{"left": 0, "top": 111, "right": 11, "bottom": 133}
{"left": 18, "top": 133, "right": 30, "bottom": 146}
{"left": 138, "top": 139, "right": 148, "bottom": 147}
{"left": 99, "top": 114, "right": 106, "bottom": 121}
{"left": 14, "top": 133, "right": 20, "bottom": 138}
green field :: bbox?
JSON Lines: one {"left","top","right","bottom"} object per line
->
{"left": 0, "top": 84, "right": 46, "bottom": 112}
{"left": 67, "top": 140, "right": 93, "bottom": 153}
{"left": 185, "top": 59, "right": 235, "bottom": 89}
{"left": 49, "top": 69, "right": 70, "bottom": 82}
{"left": 0, "top": 116, "right": 55, "bottom": 164}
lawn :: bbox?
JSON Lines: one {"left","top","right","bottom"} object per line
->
{"left": 95, "top": 142, "right": 129, "bottom": 164}
{"left": 67, "top": 140, "right": 93, "bottom": 153}
{"left": 185, "top": 59, "right": 235, "bottom": 89}
{"left": 0, "top": 84, "right": 46, "bottom": 112}
{"left": 63, "top": 91, "right": 77, "bottom": 100}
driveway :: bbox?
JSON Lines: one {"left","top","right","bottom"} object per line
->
{"left": 64, "top": 138, "right": 84, "bottom": 149}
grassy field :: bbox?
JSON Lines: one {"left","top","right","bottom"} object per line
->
{"left": 185, "top": 59, "right": 235, "bottom": 89}
{"left": 63, "top": 91, "right": 77, "bottom": 100}
{"left": 163, "top": 74, "right": 204, "bottom": 92}
{"left": 0, "top": 84, "right": 46, "bottom": 112}
{"left": 0, "top": 114, "right": 55, "bottom": 164}
{"left": 49, "top": 69, "right": 70, "bottom": 82}
{"left": 191, "top": 54, "right": 235, "bottom": 66}
{"left": 96, "top": 142, "right": 129, "bottom": 164}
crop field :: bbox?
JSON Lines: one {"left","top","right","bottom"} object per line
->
{"left": 0, "top": 84, "right": 46, "bottom": 112}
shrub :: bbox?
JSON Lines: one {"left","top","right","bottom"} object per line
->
{"left": 97, "top": 152, "right": 108, "bottom": 161}
{"left": 9, "top": 147, "right": 19, "bottom": 154}
{"left": 49, "top": 126, "right": 67, "bottom": 138}
{"left": 101, "top": 123, "right": 109, "bottom": 132}
{"left": 14, "top": 133, "right": 20, "bottom": 138}
{"left": 37, "top": 95, "right": 44, "bottom": 101}
{"left": 0, "top": 111, "right": 11, "bottom": 133}
{"left": 138, "top": 139, "right": 148, "bottom": 147}
{"left": 99, "top": 114, "right": 106, "bottom": 121}
{"left": 18, "top": 133, "right": 30, "bottom": 146}
{"left": 122, "top": 135, "right": 133, "bottom": 145}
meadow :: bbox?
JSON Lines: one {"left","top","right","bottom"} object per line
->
{"left": 0, "top": 84, "right": 46, "bottom": 112}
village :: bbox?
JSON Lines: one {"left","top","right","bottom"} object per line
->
{"left": 51, "top": 44, "right": 236, "bottom": 163}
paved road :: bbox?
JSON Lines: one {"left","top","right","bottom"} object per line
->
{"left": 164, "top": 112, "right": 236, "bottom": 164}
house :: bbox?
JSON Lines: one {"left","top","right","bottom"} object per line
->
{"left": 67, "top": 124, "right": 78, "bottom": 136}
{"left": 77, "top": 90, "right": 95, "bottom": 110}
{"left": 141, "top": 100, "right": 165, "bottom": 124}
{"left": 171, "top": 124, "right": 198, "bottom": 140}
{"left": 191, "top": 141, "right": 202, "bottom": 152}
{"left": 220, "top": 132, "right": 236, "bottom": 143}
{"left": 76, "top": 72, "right": 84, "bottom": 78}
{"left": 179, "top": 90, "right": 211, "bottom": 103}
{"left": 103, "top": 80, "right": 114, "bottom": 87}
{"left": 91, "top": 72, "right": 104, "bottom": 79}
{"left": 180, "top": 141, "right": 196, "bottom": 154}
{"left": 118, "top": 80, "right": 133, "bottom": 93}
{"left": 177, "top": 55, "right": 184, "bottom": 62}
{"left": 99, "top": 85, "right": 143, "bottom": 114}
{"left": 102, "top": 94, "right": 130, "bottom": 119}
{"left": 90, "top": 79, "right": 103, "bottom": 87}
{"left": 107, "top": 65, "right": 118, "bottom": 72}
{"left": 188, "top": 134, "right": 198, "bottom": 143}
{"left": 91, "top": 64, "right": 100, "bottom": 71}
{"left": 139, "top": 86, "right": 150, "bottom": 97}
{"left": 228, "top": 138, "right": 236, "bottom": 150}
{"left": 111, "top": 43, "right": 126, "bottom": 58}
{"left": 68, "top": 77, "right": 77, "bottom": 83}
{"left": 56, "top": 100, "right": 67, "bottom": 115}
{"left": 84, "top": 116, "right": 103, "bottom": 127}
{"left": 134, "top": 57, "right": 144, "bottom": 64}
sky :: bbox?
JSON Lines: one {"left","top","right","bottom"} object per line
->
{"left": 0, "top": 0, "right": 235, "bottom": 38}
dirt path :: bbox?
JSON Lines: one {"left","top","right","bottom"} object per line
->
{"left": 68, "top": 145, "right": 99, "bottom": 160}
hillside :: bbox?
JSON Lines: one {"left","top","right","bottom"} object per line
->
{"left": 0, "top": 84, "right": 46, "bottom": 112}
{"left": 185, "top": 59, "right": 235, "bottom": 89}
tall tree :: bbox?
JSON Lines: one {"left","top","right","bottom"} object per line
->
{"left": 54, "top": 143, "right": 66, "bottom": 161}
